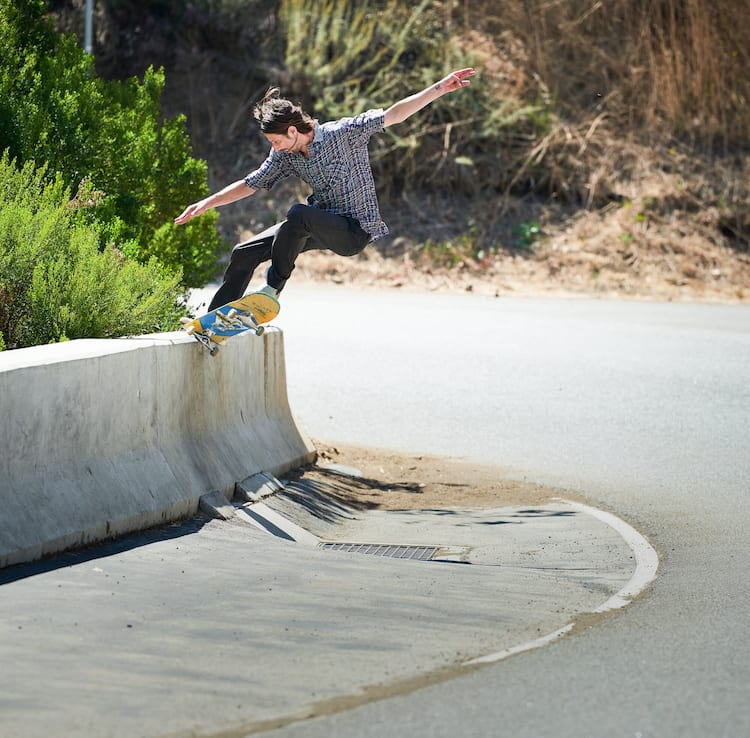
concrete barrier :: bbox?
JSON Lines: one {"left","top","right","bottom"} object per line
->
{"left": 0, "top": 330, "right": 316, "bottom": 568}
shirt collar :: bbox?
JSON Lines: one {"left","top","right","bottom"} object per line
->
{"left": 309, "top": 121, "right": 322, "bottom": 147}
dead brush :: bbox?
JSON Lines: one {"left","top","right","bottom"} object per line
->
{"left": 470, "top": 0, "right": 750, "bottom": 149}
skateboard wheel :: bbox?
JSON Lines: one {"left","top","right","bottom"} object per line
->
{"left": 185, "top": 325, "right": 195, "bottom": 335}
{"left": 255, "top": 326, "right": 265, "bottom": 336}
{"left": 227, "top": 309, "right": 237, "bottom": 319}
{"left": 209, "top": 346, "right": 219, "bottom": 357}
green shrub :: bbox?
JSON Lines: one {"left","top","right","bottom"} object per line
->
{"left": 0, "top": 155, "right": 185, "bottom": 349}
{"left": 0, "top": 0, "right": 223, "bottom": 286}
{"left": 279, "top": 0, "right": 547, "bottom": 197}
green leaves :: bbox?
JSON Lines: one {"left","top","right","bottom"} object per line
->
{"left": 0, "top": 155, "right": 185, "bottom": 349}
{"left": 0, "top": 0, "right": 222, "bottom": 288}
{"left": 278, "top": 0, "right": 545, "bottom": 198}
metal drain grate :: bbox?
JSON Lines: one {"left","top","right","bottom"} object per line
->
{"left": 319, "top": 543, "right": 439, "bottom": 560}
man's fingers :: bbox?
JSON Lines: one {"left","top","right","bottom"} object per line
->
{"left": 174, "top": 208, "right": 194, "bottom": 224}
{"left": 451, "top": 68, "right": 476, "bottom": 87}
{"left": 175, "top": 203, "right": 202, "bottom": 224}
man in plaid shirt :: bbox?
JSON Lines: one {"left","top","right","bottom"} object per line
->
{"left": 175, "top": 68, "right": 476, "bottom": 310}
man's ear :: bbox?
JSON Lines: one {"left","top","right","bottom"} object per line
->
{"left": 286, "top": 125, "right": 298, "bottom": 138}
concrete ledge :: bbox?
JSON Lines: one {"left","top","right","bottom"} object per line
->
{"left": 199, "top": 491, "right": 237, "bottom": 521}
{"left": 235, "top": 471, "right": 284, "bottom": 503}
{"left": 0, "top": 330, "right": 316, "bottom": 568}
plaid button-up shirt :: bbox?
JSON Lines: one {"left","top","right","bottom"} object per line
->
{"left": 244, "top": 109, "right": 388, "bottom": 241}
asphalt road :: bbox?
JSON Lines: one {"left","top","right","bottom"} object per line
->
{"left": 266, "top": 284, "right": 750, "bottom": 738}
{"left": 2, "top": 283, "right": 748, "bottom": 738}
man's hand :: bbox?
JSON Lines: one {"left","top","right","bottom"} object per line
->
{"left": 433, "top": 68, "right": 476, "bottom": 95}
{"left": 174, "top": 180, "right": 256, "bottom": 225}
{"left": 384, "top": 67, "right": 476, "bottom": 127}
{"left": 174, "top": 200, "right": 210, "bottom": 225}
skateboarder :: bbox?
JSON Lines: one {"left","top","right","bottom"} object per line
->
{"left": 174, "top": 68, "right": 476, "bottom": 311}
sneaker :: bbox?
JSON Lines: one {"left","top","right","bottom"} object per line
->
{"left": 258, "top": 284, "right": 279, "bottom": 299}
{"left": 260, "top": 265, "right": 284, "bottom": 298}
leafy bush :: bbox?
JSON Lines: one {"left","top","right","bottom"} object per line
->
{"left": 0, "top": 155, "right": 185, "bottom": 350}
{"left": 279, "top": 0, "right": 548, "bottom": 198}
{"left": 0, "top": 0, "right": 223, "bottom": 286}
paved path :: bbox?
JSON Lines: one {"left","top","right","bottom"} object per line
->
{"left": 0, "top": 471, "right": 643, "bottom": 738}
{"left": 3, "top": 283, "right": 747, "bottom": 738}
{"left": 270, "top": 285, "right": 750, "bottom": 738}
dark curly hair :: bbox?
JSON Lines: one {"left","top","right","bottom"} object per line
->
{"left": 253, "top": 87, "right": 314, "bottom": 135}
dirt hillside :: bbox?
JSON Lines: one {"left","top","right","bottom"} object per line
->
{"left": 219, "top": 163, "right": 750, "bottom": 303}
{"left": 54, "top": 0, "right": 750, "bottom": 304}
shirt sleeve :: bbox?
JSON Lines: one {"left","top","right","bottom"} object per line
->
{"left": 244, "top": 149, "right": 288, "bottom": 191}
{"left": 338, "top": 108, "right": 385, "bottom": 146}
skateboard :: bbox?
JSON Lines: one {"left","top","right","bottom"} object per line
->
{"left": 181, "top": 292, "right": 280, "bottom": 356}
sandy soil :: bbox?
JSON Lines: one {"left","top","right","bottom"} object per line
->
{"left": 219, "top": 177, "right": 749, "bottom": 306}
{"left": 284, "top": 440, "right": 587, "bottom": 512}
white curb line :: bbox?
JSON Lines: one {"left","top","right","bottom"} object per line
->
{"left": 465, "top": 499, "right": 659, "bottom": 666}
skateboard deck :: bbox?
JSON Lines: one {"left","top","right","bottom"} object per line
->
{"left": 181, "top": 292, "right": 280, "bottom": 356}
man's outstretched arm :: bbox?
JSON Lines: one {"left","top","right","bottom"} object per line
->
{"left": 174, "top": 179, "right": 256, "bottom": 225}
{"left": 383, "top": 68, "right": 476, "bottom": 128}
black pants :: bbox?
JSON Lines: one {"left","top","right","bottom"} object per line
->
{"left": 208, "top": 204, "right": 370, "bottom": 311}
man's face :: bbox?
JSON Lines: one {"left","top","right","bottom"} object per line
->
{"left": 265, "top": 127, "right": 300, "bottom": 153}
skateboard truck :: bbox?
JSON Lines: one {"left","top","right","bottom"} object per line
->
{"left": 219, "top": 309, "right": 265, "bottom": 336}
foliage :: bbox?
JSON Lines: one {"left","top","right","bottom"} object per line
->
{"left": 418, "top": 219, "right": 502, "bottom": 268}
{"left": 278, "top": 0, "right": 548, "bottom": 198}
{"left": 0, "top": 0, "right": 223, "bottom": 286}
{"left": 419, "top": 235, "right": 475, "bottom": 270}
{"left": 511, "top": 0, "right": 750, "bottom": 150}
{"left": 0, "top": 155, "right": 185, "bottom": 350}
{"left": 513, "top": 221, "right": 542, "bottom": 251}
{"left": 41, "top": 0, "right": 748, "bottom": 277}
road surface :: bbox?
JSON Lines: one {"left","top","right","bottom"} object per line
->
{"left": 2, "top": 283, "right": 748, "bottom": 738}
{"left": 270, "top": 284, "right": 750, "bottom": 738}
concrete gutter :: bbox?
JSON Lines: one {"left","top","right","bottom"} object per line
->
{"left": 0, "top": 471, "right": 656, "bottom": 738}
{"left": 0, "top": 330, "right": 316, "bottom": 568}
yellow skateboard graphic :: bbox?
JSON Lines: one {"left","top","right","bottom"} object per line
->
{"left": 181, "top": 292, "right": 280, "bottom": 356}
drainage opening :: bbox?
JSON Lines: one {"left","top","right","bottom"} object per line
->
{"left": 319, "top": 543, "right": 439, "bottom": 561}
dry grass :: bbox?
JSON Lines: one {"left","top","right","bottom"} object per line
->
{"left": 473, "top": 0, "right": 750, "bottom": 149}
{"left": 53, "top": 0, "right": 750, "bottom": 301}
